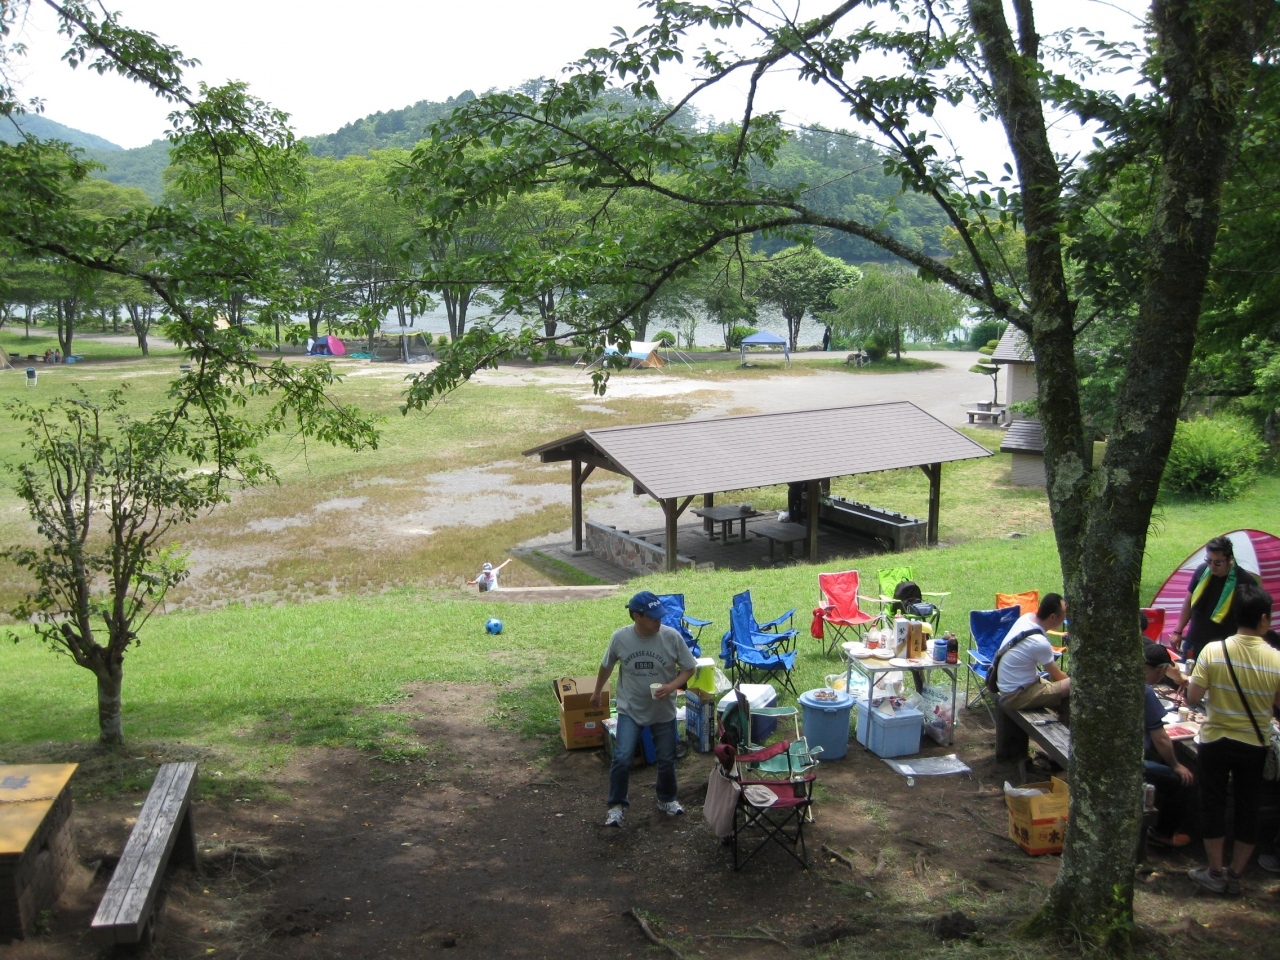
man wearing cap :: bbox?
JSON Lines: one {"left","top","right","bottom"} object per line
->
{"left": 591, "top": 591, "right": 698, "bottom": 828}
{"left": 1141, "top": 642, "right": 1195, "bottom": 848}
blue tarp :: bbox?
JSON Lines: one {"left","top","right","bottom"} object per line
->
{"left": 741, "top": 331, "right": 787, "bottom": 346}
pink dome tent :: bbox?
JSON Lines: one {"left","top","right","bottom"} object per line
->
{"left": 1147, "top": 528, "right": 1280, "bottom": 643}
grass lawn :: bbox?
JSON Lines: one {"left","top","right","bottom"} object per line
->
{"left": 3, "top": 469, "right": 1276, "bottom": 787}
{"left": 1, "top": 328, "right": 183, "bottom": 362}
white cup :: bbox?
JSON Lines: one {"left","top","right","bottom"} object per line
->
{"left": 650, "top": 682, "right": 664, "bottom": 699}
{"left": 1178, "top": 706, "right": 1191, "bottom": 721}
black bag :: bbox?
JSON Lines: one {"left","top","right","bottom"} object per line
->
{"left": 893, "top": 580, "right": 936, "bottom": 619}
{"left": 986, "top": 627, "right": 1046, "bottom": 695}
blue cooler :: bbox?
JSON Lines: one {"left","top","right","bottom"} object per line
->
{"left": 798, "top": 688, "right": 854, "bottom": 760}
{"left": 718, "top": 684, "right": 779, "bottom": 742}
{"left": 854, "top": 699, "right": 923, "bottom": 758}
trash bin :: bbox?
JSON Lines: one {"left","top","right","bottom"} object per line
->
{"left": 798, "top": 688, "right": 854, "bottom": 760}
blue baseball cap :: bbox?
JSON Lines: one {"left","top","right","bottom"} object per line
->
{"left": 627, "top": 591, "right": 664, "bottom": 617}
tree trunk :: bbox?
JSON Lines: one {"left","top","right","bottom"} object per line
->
{"left": 56, "top": 299, "right": 75, "bottom": 355}
{"left": 635, "top": 303, "right": 651, "bottom": 342}
{"left": 96, "top": 666, "right": 124, "bottom": 746}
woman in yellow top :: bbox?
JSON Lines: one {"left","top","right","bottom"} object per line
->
{"left": 1186, "top": 583, "right": 1280, "bottom": 895}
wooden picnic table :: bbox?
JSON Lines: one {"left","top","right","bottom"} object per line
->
{"left": 753, "top": 522, "right": 808, "bottom": 561}
{"left": 691, "top": 505, "right": 763, "bottom": 542}
{"left": 0, "top": 763, "right": 78, "bottom": 939}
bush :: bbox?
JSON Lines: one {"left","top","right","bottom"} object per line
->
{"left": 862, "top": 335, "right": 888, "bottom": 362}
{"left": 1162, "top": 414, "right": 1263, "bottom": 501}
{"left": 653, "top": 330, "right": 677, "bottom": 346}
{"left": 436, "top": 334, "right": 449, "bottom": 347}
{"left": 969, "top": 320, "right": 1006, "bottom": 349}
{"left": 726, "top": 325, "right": 759, "bottom": 349}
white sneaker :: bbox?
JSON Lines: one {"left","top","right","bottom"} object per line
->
{"left": 658, "top": 800, "right": 685, "bottom": 816}
{"left": 604, "top": 805, "right": 625, "bottom": 827}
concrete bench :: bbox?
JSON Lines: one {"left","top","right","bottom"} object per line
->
{"left": 91, "top": 762, "right": 199, "bottom": 946}
{"left": 995, "top": 706, "right": 1070, "bottom": 770}
{"left": 965, "top": 405, "right": 1007, "bottom": 425}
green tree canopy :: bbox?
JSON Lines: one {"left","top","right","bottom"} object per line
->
{"left": 752, "top": 245, "right": 859, "bottom": 350}
{"left": 823, "top": 262, "right": 963, "bottom": 359}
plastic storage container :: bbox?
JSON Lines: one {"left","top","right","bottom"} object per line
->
{"left": 798, "top": 688, "right": 854, "bottom": 760}
{"left": 718, "top": 684, "right": 779, "bottom": 742}
{"left": 854, "top": 699, "right": 923, "bottom": 758}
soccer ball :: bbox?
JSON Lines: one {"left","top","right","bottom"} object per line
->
{"left": 485, "top": 618, "right": 503, "bottom": 635}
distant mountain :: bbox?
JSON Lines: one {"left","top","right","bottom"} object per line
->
{"left": 303, "top": 91, "right": 476, "bottom": 158}
{"left": 85, "top": 139, "right": 170, "bottom": 201}
{"left": 0, "top": 113, "right": 123, "bottom": 151}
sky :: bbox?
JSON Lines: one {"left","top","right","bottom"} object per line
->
{"left": 11, "top": 0, "right": 1150, "bottom": 168}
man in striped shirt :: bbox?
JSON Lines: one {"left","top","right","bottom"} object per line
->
{"left": 1186, "top": 583, "right": 1280, "bottom": 894}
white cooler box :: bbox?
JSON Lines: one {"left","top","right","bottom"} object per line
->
{"left": 718, "top": 684, "right": 779, "bottom": 743}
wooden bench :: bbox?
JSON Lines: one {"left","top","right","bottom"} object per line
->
{"left": 995, "top": 706, "right": 1070, "bottom": 770}
{"left": 752, "top": 522, "right": 808, "bottom": 561}
{"left": 91, "top": 762, "right": 199, "bottom": 946}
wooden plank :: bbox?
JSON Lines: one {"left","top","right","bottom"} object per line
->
{"left": 91, "top": 762, "right": 198, "bottom": 944}
{"left": 1009, "top": 709, "right": 1070, "bottom": 768}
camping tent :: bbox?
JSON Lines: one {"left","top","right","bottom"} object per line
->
{"left": 1147, "top": 528, "right": 1280, "bottom": 643}
{"left": 602, "top": 341, "right": 665, "bottom": 368}
{"left": 739, "top": 330, "right": 789, "bottom": 366}
{"left": 307, "top": 335, "right": 346, "bottom": 356}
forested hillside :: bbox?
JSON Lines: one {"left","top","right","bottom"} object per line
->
{"left": 305, "top": 92, "right": 477, "bottom": 158}
{"left": 0, "top": 112, "right": 122, "bottom": 151}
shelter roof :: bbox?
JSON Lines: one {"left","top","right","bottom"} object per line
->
{"left": 741, "top": 331, "right": 787, "bottom": 346}
{"left": 991, "top": 326, "right": 1034, "bottom": 364}
{"left": 1000, "top": 419, "right": 1045, "bottom": 455}
{"left": 524, "top": 402, "right": 992, "bottom": 500}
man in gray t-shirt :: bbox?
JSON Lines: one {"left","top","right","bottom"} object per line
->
{"left": 591, "top": 590, "right": 697, "bottom": 827}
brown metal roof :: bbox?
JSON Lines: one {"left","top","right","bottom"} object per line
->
{"left": 1000, "top": 419, "right": 1045, "bottom": 455}
{"left": 524, "top": 402, "right": 992, "bottom": 500}
{"left": 991, "top": 326, "right": 1034, "bottom": 364}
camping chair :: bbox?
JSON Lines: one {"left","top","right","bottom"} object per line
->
{"left": 996, "top": 590, "right": 1039, "bottom": 616}
{"left": 658, "top": 593, "right": 712, "bottom": 657}
{"left": 719, "top": 687, "right": 822, "bottom": 780}
{"left": 723, "top": 604, "right": 799, "bottom": 697}
{"left": 815, "top": 570, "right": 875, "bottom": 656}
{"left": 965, "top": 606, "right": 1021, "bottom": 721}
{"left": 733, "top": 591, "right": 797, "bottom": 643}
{"left": 1140, "top": 607, "right": 1166, "bottom": 644}
{"left": 878, "top": 566, "right": 949, "bottom": 631}
{"left": 713, "top": 742, "right": 815, "bottom": 870}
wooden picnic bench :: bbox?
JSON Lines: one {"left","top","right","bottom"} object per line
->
{"left": 752, "top": 522, "right": 808, "bottom": 561}
{"left": 995, "top": 706, "right": 1070, "bottom": 770}
{"left": 91, "top": 762, "right": 199, "bottom": 946}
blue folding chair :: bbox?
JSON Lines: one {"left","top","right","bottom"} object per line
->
{"left": 732, "top": 590, "right": 798, "bottom": 652}
{"left": 965, "top": 607, "right": 1021, "bottom": 720}
{"left": 724, "top": 634, "right": 798, "bottom": 698}
{"left": 658, "top": 593, "right": 712, "bottom": 658}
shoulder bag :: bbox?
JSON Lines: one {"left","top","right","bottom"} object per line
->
{"left": 986, "top": 627, "right": 1046, "bottom": 696}
{"left": 1219, "top": 639, "right": 1280, "bottom": 781}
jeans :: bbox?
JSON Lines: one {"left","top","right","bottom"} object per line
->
{"left": 608, "top": 714, "right": 679, "bottom": 808}
{"left": 1199, "top": 736, "right": 1268, "bottom": 844}
{"left": 1144, "top": 760, "right": 1194, "bottom": 837}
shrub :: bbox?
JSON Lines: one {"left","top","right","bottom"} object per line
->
{"left": 969, "top": 320, "right": 1006, "bottom": 349}
{"left": 1162, "top": 414, "right": 1263, "bottom": 501}
{"left": 652, "top": 330, "right": 677, "bottom": 346}
{"left": 862, "top": 335, "right": 888, "bottom": 362}
{"left": 436, "top": 334, "right": 449, "bottom": 347}
{"left": 726, "top": 325, "right": 759, "bottom": 349}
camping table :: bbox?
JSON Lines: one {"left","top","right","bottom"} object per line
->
{"left": 691, "top": 505, "right": 763, "bottom": 542}
{"left": 752, "top": 522, "right": 808, "bottom": 561}
{"left": 843, "top": 655, "right": 960, "bottom": 747}
{"left": 0, "top": 764, "right": 79, "bottom": 938}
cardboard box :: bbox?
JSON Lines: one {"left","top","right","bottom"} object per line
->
{"left": 1005, "top": 777, "right": 1070, "bottom": 855}
{"left": 553, "top": 677, "right": 610, "bottom": 749}
{"left": 685, "top": 689, "right": 716, "bottom": 753}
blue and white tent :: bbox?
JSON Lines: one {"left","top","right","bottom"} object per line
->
{"left": 739, "top": 330, "right": 790, "bottom": 366}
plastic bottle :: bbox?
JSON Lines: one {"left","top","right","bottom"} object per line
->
{"left": 946, "top": 632, "right": 959, "bottom": 664}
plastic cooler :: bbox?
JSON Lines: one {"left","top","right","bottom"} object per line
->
{"left": 718, "top": 684, "right": 779, "bottom": 742}
{"left": 797, "top": 688, "right": 854, "bottom": 760}
{"left": 854, "top": 699, "right": 923, "bottom": 758}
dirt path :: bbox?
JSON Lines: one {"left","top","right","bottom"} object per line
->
{"left": 12, "top": 684, "right": 1270, "bottom": 959}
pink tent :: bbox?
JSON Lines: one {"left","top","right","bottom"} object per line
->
{"left": 1147, "top": 528, "right": 1280, "bottom": 644}
{"left": 324, "top": 335, "right": 346, "bottom": 356}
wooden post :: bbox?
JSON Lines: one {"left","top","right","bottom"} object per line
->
{"left": 571, "top": 459, "right": 583, "bottom": 551}
{"left": 702, "top": 492, "right": 714, "bottom": 534}
{"left": 806, "top": 479, "right": 820, "bottom": 562}
{"left": 664, "top": 498, "right": 679, "bottom": 572}
{"left": 927, "top": 462, "right": 941, "bottom": 545}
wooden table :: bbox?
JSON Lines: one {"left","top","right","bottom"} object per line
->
{"left": 0, "top": 764, "right": 78, "bottom": 939}
{"left": 753, "top": 522, "right": 808, "bottom": 561}
{"left": 691, "top": 505, "right": 763, "bottom": 542}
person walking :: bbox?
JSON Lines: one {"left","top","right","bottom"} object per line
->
{"left": 591, "top": 591, "right": 697, "bottom": 828}
{"left": 1173, "top": 535, "right": 1259, "bottom": 660}
{"left": 1185, "top": 582, "right": 1280, "bottom": 894}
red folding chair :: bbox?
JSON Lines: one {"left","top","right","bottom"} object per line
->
{"left": 1141, "top": 607, "right": 1166, "bottom": 642}
{"left": 813, "top": 570, "right": 874, "bottom": 656}
{"left": 714, "top": 742, "right": 814, "bottom": 870}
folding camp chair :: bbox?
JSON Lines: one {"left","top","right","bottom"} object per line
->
{"left": 718, "top": 686, "right": 822, "bottom": 779}
{"left": 658, "top": 593, "right": 713, "bottom": 657}
{"left": 877, "top": 566, "right": 949, "bottom": 631}
{"left": 814, "top": 570, "right": 875, "bottom": 656}
{"left": 1140, "top": 607, "right": 1166, "bottom": 643}
{"left": 996, "top": 590, "right": 1039, "bottom": 616}
{"left": 723, "top": 603, "right": 798, "bottom": 696}
{"left": 733, "top": 591, "right": 797, "bottom": 645}
{"left": 965, "top": 606, "right": 1021, "bottom": 721}
{"left": 714, "top": 741, "right": 815, "bottom": 870}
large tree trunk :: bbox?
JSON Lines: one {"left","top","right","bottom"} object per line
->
{"left": 96, "top": 666, "right": 124, "bottom": 746}
{"left": 56, "top": 298, "right": 76, "bottom": 356}
{"left": 969, "top": 0, "right": 1272, "bottom": 947}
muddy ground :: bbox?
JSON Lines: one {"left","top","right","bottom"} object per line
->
{"left": 7, "top": 685, "right": 1278, "bottom": 959}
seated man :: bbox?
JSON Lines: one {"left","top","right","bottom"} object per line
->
{"left": 994, "top": 593, "right": 1070, "bottom": 721}
{"left": 1142, "top": 643, "right": 1195, "bottom": 846}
